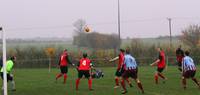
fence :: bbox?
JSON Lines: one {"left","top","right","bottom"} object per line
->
{"left": 14, "top": 56, "right": 200, "bottom": 68}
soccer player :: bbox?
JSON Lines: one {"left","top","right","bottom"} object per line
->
{"left": 109, "top": 49, "right": 132, "bottom": 88}
{"left": 75, "top": 53, "right": 93, "bottom": 91}
{"left": 55, "top": 49, "right": 73, "bottom": 84}
{"left": 0, "top": 56, "right": 16, "bottom": 91}
{"left": 120, "top": 49, "right": 144, "bottom": 94}
{"left": 150, "top": 47, "right": 167, "bottom": 84}
{"left": 176, "top": 45, "right": 184, "bottom": 71}
{"left": 182, "top": 51, "right": 200, "bottom": 89}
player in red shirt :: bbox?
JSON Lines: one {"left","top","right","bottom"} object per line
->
{"left": 109, "top": 49, "right": 132, "bottom": 88}
{"left": 176, "top": 45, "right": 184, "bottom": 71}
{"left": 55, "top": 49, "right": 72, "bottom": 84}
{"left": 76, "top": 53, "right": 93, "bottom": 91}
{"left": 151, "top": 47, "right": 167, "bottom": 84}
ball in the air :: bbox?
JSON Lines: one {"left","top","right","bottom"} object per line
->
{"left": 84, "top": 26, "right": 90, "bottom": 32}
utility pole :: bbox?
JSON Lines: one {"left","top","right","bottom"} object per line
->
{"left": 117, "top": 0, "right": 121, "bottom": 48}
{"left": 167, "top": 18, "right": 172, "bottom": 48}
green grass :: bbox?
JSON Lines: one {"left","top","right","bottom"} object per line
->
{"left": 1, "top": 66, "right": 200, "bottom": 95}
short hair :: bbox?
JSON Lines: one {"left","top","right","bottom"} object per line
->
{"left": 10, "top": 56, "right": 16, "bottom": 61}
{"left": 83, "top": 53, "right": 87, "bottom": 58}
{"left": 125, "top": 48, "right": 130, "bottom": 54}
{"left": 120, "top": 49, "right": 125, "bottom": 52}
{"left": 185, "top": 51, "right": 190, "bottom": 56}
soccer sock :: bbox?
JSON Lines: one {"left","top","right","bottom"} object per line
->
{"left": 76, "top": 78, "right": 80, "bottom": 90}
{"left": 192, "top": 78, "right": 200, "bottom": 86}
{"left": 115, "top": 78, "right": 119, "bottom": 86}
{"left": 120, "top": 80, "right": 127, "bottom": 91}
{"left": 63, "top": 74, "right": 67, "bottom": 84}
{"left": 182, "top": 78, "right": 186, "bottom": 89}
{"left": 88, "top": 79, "right": 92, "bottom": 89}
{"left": 158, "top": 73, "right": 166, "bottom": 79}
{"left": 11, "top": 80, "right": 16, "bottom": 90}
{"left": 154, "top": 74, "right": 158, "bottom": 84}
{"left": 56, "top": 73, "right": 62, "bottom": 80}
{"left": 137, "top": 82, "right": 144, "bottom": 93}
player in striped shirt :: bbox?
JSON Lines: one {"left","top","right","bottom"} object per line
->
{"left": 120, "top": 48, "right": 144, "bottom": 94}
{"left": 182, "top": 51, "right": 200, "bottom": 89}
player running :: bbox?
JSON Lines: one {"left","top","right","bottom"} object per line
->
{"left": 109, "top": 49, "right": 132, "bottom": 88}
{"left": 120, "top": 48, "right": 144, "bottom": 94}
{"left": 76, "top": 53, "right": 93, "bottom": 91}
{"left": 55, "top": 49, "right": 73, "bottom": 84}
{"left": 150, "top": 47, "right": 167, "bottom": 84}
{"left": 176, "top": 45, "right": 184, "bottom": 71}
{"left": 182, "top": 51, "right": 200, "bottom": 89}
{"left": 0, "top": 56, "right": 16, "bottom": 91}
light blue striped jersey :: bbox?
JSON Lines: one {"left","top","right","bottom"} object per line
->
{"left": 182, "top": 56, "right": 196, "bottom": 71}
{"left": 124, "top": 54, "right": 137, "bottom": 70}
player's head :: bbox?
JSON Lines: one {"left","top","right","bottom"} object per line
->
{"left": 125, "top": 48, "right": 130, "bottom": 54}
{"left": 157, "top": 47, "right": 162, "bottom": 52}
{"left": 63, "top": 49, "right": 67, "bottom": 52}
{"left": 119, "top": 49, "right": 125, "bottom": 53}
{"left": 185, "top": 50, "right": 190, "bottom": 56}
{"left": 10, "top": 56, "right": 16, "bottom": 62}
{"left": 83, "top": 53, "right": 87, "bottom": 58}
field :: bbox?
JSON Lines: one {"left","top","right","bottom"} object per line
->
{"left": 1, "top": 66, "right": 200, "bottom": 95}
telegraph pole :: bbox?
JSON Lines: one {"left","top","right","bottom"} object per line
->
{"left": 117, "top": 0, "right": 121, "bottom": 48}
{"left": 167, "top": 18, "right": 172, "bottom": 48}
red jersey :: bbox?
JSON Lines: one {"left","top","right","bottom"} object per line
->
{"left": 78, "top": 58, "right": 91, "bottom": 70}
{"left": 59, "top": 52, "right": 68, "bottom": 66}
{"left": 157, "top": 51, "right": 166, "bottom": 68}
{"left": 117, "top": 52, "right": 124, "bottom": 70}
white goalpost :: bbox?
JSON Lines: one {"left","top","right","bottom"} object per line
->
{"left": 1, "top": 27, "right": 8, "bottom": 95}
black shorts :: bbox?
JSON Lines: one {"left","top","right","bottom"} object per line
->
{"left": 157, "top": 68, "right": 164, "bottom": 73}
{"left": 0, "top": 72, "right": 13, "bottom": 81}
{"left": 60, "top": 66, "right": 68, "bottom": 74}
{"left": 122, "top": 69, "right": 138, "bottom": 79}
{"left": 115, "top": 69, "right": 123, "bottom": 77}
{"left": 183, "top": 70, "right": 196, "bottom": 78}
{"left": 78, "top": 70, "right": 90, "bottom": 78}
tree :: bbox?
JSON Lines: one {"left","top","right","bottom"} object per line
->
{"left": 180, "top": 25, "right": 200, "bottom": 48}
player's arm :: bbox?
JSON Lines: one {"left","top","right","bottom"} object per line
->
{"left": 109, "top": 56, "right": 119, "bottom": 62}
{"left": 66, "top": 55, "right": 75, "bottom": 66}
{"left": 150, "top": 59, "right": 160, "bottom": 66}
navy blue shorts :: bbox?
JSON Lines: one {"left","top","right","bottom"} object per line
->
{"left": 122, "top": 69, "right": 137, "bottom": 79}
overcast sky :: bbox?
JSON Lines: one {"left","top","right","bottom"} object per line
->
{"left": 0, "top": 0, "right": 200, "bottom": 39}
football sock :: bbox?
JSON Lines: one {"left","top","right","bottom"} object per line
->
{"left": 137, "top": 82, "right": 144, "bottom": 93}
{"left": 192, "top": 78, "right": 200, "bottom": 86}
{"left": 56, "top": 73, "right": 62, "bottom": 80}
{"left": 63, "top": 74, "right": 67, "bottom": 84}
{"left": 121, "top": 80, "right": 127, "bottom": 91}
{"left": 88, "top": 79, "right": 92, "bottom": 90}
{"left": 154, "top": 74, "right": 158, "bottom": 84}
{"left": 115, "top": 78, "right": 119, "bottom": 86}
{"left": 76, "top": 78, "right": 80, "bottom": 90}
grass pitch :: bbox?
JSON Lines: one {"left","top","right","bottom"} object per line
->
{"left": 1, "top": 66, "right": 200, "bottom": 95}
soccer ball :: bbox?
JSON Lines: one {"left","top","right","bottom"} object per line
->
{"left": 84, "top": 26, "right": 90, "bottom": 33}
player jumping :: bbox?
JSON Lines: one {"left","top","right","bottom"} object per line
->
{"left": 76, "top": 53, "right": 93, "bottom": 91}
{"left": 120, "top": 48, "right": 144, "bottom": 94}
{"left": 182, "top": 50, "right": 200, "bottom": 89}
{"left": 151, "top": 47, "right": 167, "bottom": 84}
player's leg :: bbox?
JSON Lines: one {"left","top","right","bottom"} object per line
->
{"left": 154, "top": 71, "right": 159, "bottom": 84}
{"left": 125, "top": 78, "right": 133, "bottom": 87}
{"left": 182, "top": 77, "right": 187, "bottom": 89}
{"left": 132, "top": 69, "right": 144, "bottom": 93}
{"left": 63, "top": 66, "right": 68, "bottom": 84}
{"left": 76, "top": 70, "right": 83, "bottom": 90}
{"left": 56, "top": 66, "right": 63, "bottom": 80}
{"left": 114, "top": 70, "right": 120, "bottom": 88}
{"left": 85, "top": 70, "right": 93, "bottom": 90}
{"left": 8, "top": 74, "right": 16, "bottom": 91}
{"left": 191, "top": 71, "right": 200, "bottom": 88}
{"left": 121, "top": 70, "right": 128, "bottom": 94}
